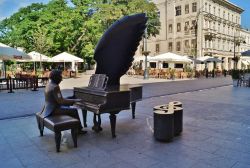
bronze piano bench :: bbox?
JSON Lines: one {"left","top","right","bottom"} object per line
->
{"left": 36, "top": 113, "right": 80, "bottom": 152}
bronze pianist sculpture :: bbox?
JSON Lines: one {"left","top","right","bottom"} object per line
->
{"left": 74, "top": 13, "right": 147, "bottom": 138}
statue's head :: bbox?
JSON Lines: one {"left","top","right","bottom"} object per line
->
{"left": 49, "top": 70, "right": 62, "bottom": 85}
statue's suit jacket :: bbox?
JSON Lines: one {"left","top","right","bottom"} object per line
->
{"left": 42, "top": 81, "right": 75, "bottom": 118}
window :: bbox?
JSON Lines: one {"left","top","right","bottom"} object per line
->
{"left": 140, "top": 45, "right": 143, "bottom": 55}
{"left": 157, "top": 11, "right": 160, "bottom": 17}
{"left": 185, "top": 4, "right": 189, "bottom": 14}
{"left": 209, "top": 4, "right": 211, "bottom": 13}
{"left": 176, "top": 41, "right": 181, "bottom": 51}
{"left": 218, "top": 8, "right": 220, "bottom": 17}
{"left": 213, "top": 7, "right": 216, "bottom": 15}
{"left": 191, "top": 39, "right": 196, "bottom": 48}
{"left": 150, "top": 62, "right": 156, "bottom": 68}
{"left": 168, "top": 42, "right": 173, "bottom": 51}
{"left": 176, "top": 6, "right": 182, "bottom": 16}
{"left": 175, "top": 63, "right": 183, "bottom": 68}
{"left": 218, "top": 39, "right": 221, "bottom": 50}
{"left": 169, "top": 24, "right": 173, "bottom": 33}
{"left": 223, "top": 11, "right": 225, "bottom": 19}
{"left": 218, "top": 23, "right": 220, "bottom": 33}
{"left": 177, "top": 23, "right": 181, "bottom": 32}
{"left": 184, "top": 40, "right": 189, "bottom": 48}
{"left": 184, "top": 21, "right": 189, "bottom": 31}
{"left": 162, "top": 62, "right": 169, "bottom": 68}
{"left": 156, "top": 44, "right": 160, "bottom": 53}
{"left": 192, "top": 2, "right": 197, "bottom": 12}
{"left": 191, "top": 20, "right": 196, "bottom": 30}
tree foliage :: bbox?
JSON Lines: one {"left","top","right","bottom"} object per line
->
{"left": 0, "top": 0, "right": 160, "bottom": 65}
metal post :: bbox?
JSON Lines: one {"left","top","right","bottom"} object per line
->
{"left": 233, "top": 35, "right": 237, "bottom": 70}
{"left": 40, "top": 54, "right": 42, "bottom": 70}
{"left": 143, "top": 17, "right": 150, "bottom": 80}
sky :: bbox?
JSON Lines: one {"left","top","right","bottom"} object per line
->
{"left": 0, "top": 0, "right": 249, "bottom": 29}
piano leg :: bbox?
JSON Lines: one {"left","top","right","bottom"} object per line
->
{"left": 131, "top": 102, "right": 136, "bottom": 119}
{"left": 92, "top": 114, "right": 102, "bottom": 132}
{"left": 82, "top": 109, "right": 87, "bottom": 127}
{"left": 109, "top": 112, "right": 118, "bottom": 138}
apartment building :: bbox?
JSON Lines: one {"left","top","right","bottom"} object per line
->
{"left": 138, "top": 0, "right": 250, "bottom": 70}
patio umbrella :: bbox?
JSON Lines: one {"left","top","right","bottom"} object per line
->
{"left": 18, "top": 51, "right": 51, "bottom": 71}
{"left": 197, "top": 56, "right": 222, "bottom": 63}
{"left": 51, "top": 52, "right": 83, "bottom": 62}
{"left": 51, "top": 52, "right": 83, "bottom": 70}
{"left": 241, "top": 50, "right": 250, "bottom": 56}
{"left": 0, "top": 43, "right": 31, "bottom": 78}
{"left": 150, "top": 52, "right": 193, "bottom": 63}
{"left": 133, "top": 55, "right": 153, "bottom": 62}
{"left": 27, "top": 51, "right": 50, "bottom": 62}
{"left": 241, "top": 59, "right": 250, "bottom": 66}
{"left": 94, "top": 13, "right": 147, "bottom": 85}
{"left": 0, "top": 43, "right": 30, "bottom": 60}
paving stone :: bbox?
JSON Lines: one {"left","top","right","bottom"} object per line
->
{"left": 0, "top": 76, "right": 249, "bottom": 168}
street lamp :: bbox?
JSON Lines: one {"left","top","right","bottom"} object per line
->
{"left": 192, "top": 5, "right": 204, "bottom": 76}
{"left": 143, "top": 20, "right": 150, "bottom": 80}
{"left": 232, "top": 35, "right": 246, "bottom": 70}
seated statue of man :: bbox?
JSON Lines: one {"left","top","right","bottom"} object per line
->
{"left": 41, "top": 69, "right": 87, "bottom": 134}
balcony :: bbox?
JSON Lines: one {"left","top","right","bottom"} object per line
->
{"left": 184, "top": 31, "right": 190, "bottom": 35}
{"left": 203, "top": 28, "right": 217, "bottom": 36}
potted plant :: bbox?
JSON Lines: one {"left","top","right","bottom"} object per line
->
{"left": 231, "top": 69, "right": 240, "bottom": 87}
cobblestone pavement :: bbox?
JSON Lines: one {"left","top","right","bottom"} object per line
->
{"left": 0, "top": 74, "right": 231, "bottom": 119}
{"left": 2, "top": 74, "right": 249, "bottom": 168}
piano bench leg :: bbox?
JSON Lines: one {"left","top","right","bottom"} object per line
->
{"left": 55, "top": 131, "right": 62, "bottom": 152}
{"left": 109, "top": 113, "right": 117, "bottom": 138}
{"left": 71, "top": 129, "right": 77, "bottom": 148}
{"left": 82, "top": 109, "right": 87, "bottom": 127}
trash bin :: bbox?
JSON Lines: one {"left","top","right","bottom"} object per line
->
{"left": 154, "top": 101, "right": 183, "bottom": 138}
{"left": 153, "top": 104, "right": 168, "bottom": 111}
{"left": 169, "top": 101, "right": 182, "bottom": 107}
{"left": 154, "top": 109, "right": 174, "bottom": 142}
{"left": 173, "top": 106, "right": 183, "bottom": 136}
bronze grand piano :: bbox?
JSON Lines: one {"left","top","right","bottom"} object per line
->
{"left": 74, "top": 13, "right": 147, "bottom": 137}
{"left": 74, "top": 74, "right": 142, "bottom": 138}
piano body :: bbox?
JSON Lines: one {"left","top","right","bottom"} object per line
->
{"left": 73, "top": 13, "right": 147, "bottom": 137}
{"left": 74, "top": 75, "right": 142, "bottom": 138}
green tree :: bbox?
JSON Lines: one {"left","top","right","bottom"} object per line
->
{"left": 0, "top": 0, "right": 160, "bottom": 67}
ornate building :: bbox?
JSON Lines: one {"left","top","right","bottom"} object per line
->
{"left": 137, "top": 0, "right": 250, "bottom": 70}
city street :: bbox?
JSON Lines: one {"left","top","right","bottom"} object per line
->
{"left": 0, "top": 75, "right": 232, "bottom": 119}
{"left": 1, "top": 75, "right": 249, "bottom": 168}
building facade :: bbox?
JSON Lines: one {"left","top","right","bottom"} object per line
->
{"left": 137, "top": 0, "right": 250, "bottom": 70}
